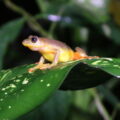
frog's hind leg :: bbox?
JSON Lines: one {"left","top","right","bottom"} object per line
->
{"left": 75, "top": 47, "right": 88, "bottom": 57}
{"left": 74, "top": 47, "right": 99, "bottom": 60}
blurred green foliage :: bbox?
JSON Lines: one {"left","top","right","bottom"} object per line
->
{"left": 0, "top": 0, "right": 120, "bottom": 120}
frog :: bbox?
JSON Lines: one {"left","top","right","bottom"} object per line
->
{"left": 22, "top": 35, "right": 98, "bottom": 73}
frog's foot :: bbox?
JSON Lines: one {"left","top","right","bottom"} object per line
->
{"left": 38, "top": 63, "right": 52, "bottom": 70}
{"left": 37, "top": 63, "right": 57, "bottom": 70}
{"left": 86, "top": 56, "right": 99, "bottom": 59}
{"left": 28, "top": 67, "right": 38, "bottom": 73}
{"left": 28, "top": 63, "right": 52, "bottom": 73}
{"left": 76, "top": 56, "right": 99, "bottom": 60}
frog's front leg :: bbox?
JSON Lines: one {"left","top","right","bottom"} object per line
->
{"left": 28, "top": 56, "right": 46, "bottom": 73}
{"left": 28, "top": 50, "right": 60, "bottom": 73}
{"left": 50, "top": 50, "right": 60, "bottom": 67}
{"left": 40, "top": 50, "right": 60, "bottom": 70}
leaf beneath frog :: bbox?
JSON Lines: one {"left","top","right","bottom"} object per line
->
{"left": 0, "top": 64, "right": 73, "bottom": 120}
{"left": 0, "top": 58, "right": 120, "bottom": 119}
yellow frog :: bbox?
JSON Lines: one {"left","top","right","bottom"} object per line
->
{"left": 22, "top": 35, "right": 98, "bottom": 72}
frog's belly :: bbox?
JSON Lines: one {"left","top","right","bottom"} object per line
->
{"left": 43, "top": 50, "right": 73, "bottom": 63}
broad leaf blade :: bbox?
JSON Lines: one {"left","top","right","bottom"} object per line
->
{"left": 61, "top": 61, "right": 112, "bottom": 90}
{"left": 62, "top": 58, "right": 120, "bottom": 90}
{"left": 0, "top": 18, "right": 24, "bottom": 69}
{"left": 18, "top": 91, "right": 71, "bottom": 120}
{"left": 0, "top": 58, "right": 120, "bottom": 119}
{"left": 83, "top": 58, "right": 120, "bottom": 77}
{"left": 0, "top": 64, "right": 73, "bottom": 120}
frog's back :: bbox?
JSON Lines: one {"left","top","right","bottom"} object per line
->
{"left": 42, "top": 38, "right": 71, "bottom": 49}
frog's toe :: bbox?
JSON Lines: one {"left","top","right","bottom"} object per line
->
{"left": 28, "top": 68, "right": 35, "bottom": 73}
{"left": 39, "top": 63, "right": 51, "bottom": 70}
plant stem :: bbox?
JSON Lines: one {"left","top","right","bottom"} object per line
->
{"left": 36, "top": 0, "right": 47, "bottom": 13}
{"left": 4, "top": 0, "right": 49, "bottom": 37}
{"left": 112, "top": 104, "right": 120, "bottom": 120}
{"left": 48, "top": 6, "right": 65, "bottom": 39}
{"left": 91, "top": 89, "right": 112, "bottom": 120}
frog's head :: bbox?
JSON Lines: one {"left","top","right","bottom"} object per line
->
{"left": 22, "top": 35, "right": 44, "bottom": 51}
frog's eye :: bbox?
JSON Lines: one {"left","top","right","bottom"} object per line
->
{"left": 31, "top": 36, "right": 38, "bottom": 43}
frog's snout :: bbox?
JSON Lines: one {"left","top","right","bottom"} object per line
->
{"left": 22, "top": 40, "right": 25, "bottom": 46}
{"left": 22, "top": 39, "right": 29, "bottom": 47}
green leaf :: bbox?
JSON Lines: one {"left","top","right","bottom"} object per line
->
{"left": 0, "top": 58, "right": 120, "bottom": 119}
{"left": 0, "top": 18, "right": 24, "bottom": 69}
{"left": 69, "top": 0, "right": 109, "bottom": 24}
{"left": 0, "top": 64, "right": 73, "bottom": 120}
{"left": 36, "top": 0, "right": 71, "bottom": 13}
{"left": 109, "top": 23, "right": 120, "bottom": 44}
{"left": 41, "top": 0, "right": 109, "bottom": 24}
{"left": 18, "top": 91, "right": 71, "bottom": 120}
{"left": 61, "top": 58, "right": 120, "bottom": 90}
{"left": 73, "top": 90, "right": 93, "bottom": 112}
